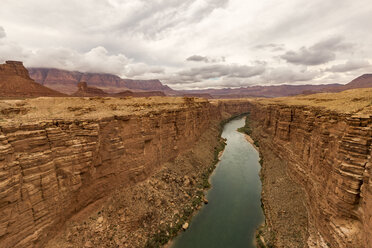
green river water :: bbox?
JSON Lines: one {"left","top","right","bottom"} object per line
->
{"left": 171, "top": 117, "right": 264, "bottom": 248}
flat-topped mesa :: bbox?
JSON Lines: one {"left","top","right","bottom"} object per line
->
{"left": 0, "top": 61, "right": 31, "bottom": 79}
{"left": 0, "top": 61, "right": 66, "bottom": 97}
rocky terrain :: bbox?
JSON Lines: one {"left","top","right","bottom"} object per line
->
{"left": 28, "top": 68, "right": 175, "bottom": 95}
{"left": 71, "top": 82, "right": 109, "bottom": 97}
{"left": 248, "top": 88, "right": 372, "bottom": 248}
{"left": 0, "top": 61, "right": 65, "bottom": 97}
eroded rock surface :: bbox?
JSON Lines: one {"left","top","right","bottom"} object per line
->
{"left": 250, "top": 102, "right": 372, "bottom": 248}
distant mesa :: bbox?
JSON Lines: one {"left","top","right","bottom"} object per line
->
{"left": 28, "top": 67, "right": 176, "bottom": 95}
{"left": 0, "top": 61, "right": 66, "bottom": 97}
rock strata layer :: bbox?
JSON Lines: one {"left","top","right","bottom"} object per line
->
{"left": 250, "top": 103, "right": 372, "bottom": 248}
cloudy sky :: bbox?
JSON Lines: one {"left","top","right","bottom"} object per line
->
{"left": 0, "top": 0, "right": 371, "bottom": 89}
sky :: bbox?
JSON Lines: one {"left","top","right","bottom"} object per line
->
{"left": 0, "top": 0, "right": 371, "bottom": 89}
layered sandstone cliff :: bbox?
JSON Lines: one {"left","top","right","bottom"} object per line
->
{"left": 249, "top": 89, "right": 372, "bottom": 248}
{"left": 0, "top": 97, "right": 251, "bottom": 247}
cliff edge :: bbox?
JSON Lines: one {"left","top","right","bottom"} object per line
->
{"left": 250, "top": 88, "right": 372, "bottom": 248}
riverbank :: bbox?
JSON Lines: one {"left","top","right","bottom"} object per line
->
{"left": 170, "top": 117, "right": 263, "bottom": 248}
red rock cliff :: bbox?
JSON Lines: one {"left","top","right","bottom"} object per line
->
{"left": 250, "top": 103, "right": 372, "bottom": 248}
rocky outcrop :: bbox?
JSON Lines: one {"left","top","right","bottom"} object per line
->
{"left": 0, "top": 61, "right": 31, "bottom": 79}
{"left": 0, "top": 61, "right": 65, "bottom": 97}
{"left": 249, "top": 103, "right": 372, "bottom": 248}
{"left": 72, "top": 81, "right": 109, "bottom": 97}
{"left": 0, "top": 97, "right": 252, "bottom": 247}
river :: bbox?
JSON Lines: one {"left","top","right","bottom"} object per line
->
{"left": 171, "top": 117, "right": 264, "bottom": 248}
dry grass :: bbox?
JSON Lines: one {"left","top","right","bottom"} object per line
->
{"left": 255, "top": 88, "right": 372, "bottom": 116}
{"left": 0, "top": 96, "right": 207, "bottom": 124}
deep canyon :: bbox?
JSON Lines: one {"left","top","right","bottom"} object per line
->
{"left": 0, "top": 64, "right": 371, "bottom": 248}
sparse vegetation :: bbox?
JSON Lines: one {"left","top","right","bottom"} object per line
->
{"left": 237, "top": 113, "right": 252, "bottom": 135}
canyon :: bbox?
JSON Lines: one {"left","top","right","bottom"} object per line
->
{"left": 1, "top": 64, "right": 371, "bottom": 247}
{"left": 0, "top": 95, "right": 252, "bottom": 247}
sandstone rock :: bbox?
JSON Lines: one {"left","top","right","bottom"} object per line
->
{"left": 84, "top": 240, "right": 93, "bottom": 248}
{"left": 182, "top": 222, "right": 189, "bottom": 230}
{"left": 97, "top": 216, "right": 104, "bottom": 224}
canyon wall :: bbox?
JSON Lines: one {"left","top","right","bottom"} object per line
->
{"left": 250, "top": 103, "right": 372, "bottom": 248}
{"left": 0, "top": 98, "right": 251, "bottom": 247}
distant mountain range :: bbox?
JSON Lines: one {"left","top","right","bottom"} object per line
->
{"left": 29, "top": 67, "right": 372, "bottom": 98}
{"left": 179, "top": 74, "right": 372, "bottom": 98}
{"left": 1, "top": 62, "right": 371, "bottom": 99}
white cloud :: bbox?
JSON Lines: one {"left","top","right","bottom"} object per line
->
{"left": 326, "top": 59, "right": 370, "bottom": 72}
{"left": 280, "top": 37, "right": 353, "bottom": 66}
{"left": 262, "top": 67, "right": 320, "bottom": 84}
{"left": 0, "top": 0, "right": 371, "bottom": 88}
{"left": 0, "top": 26, "right": 5, "bottom": 38}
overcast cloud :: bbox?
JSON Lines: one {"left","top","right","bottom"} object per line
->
{"left": 0, "top": 0, "right": 371, "bottom": 89}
